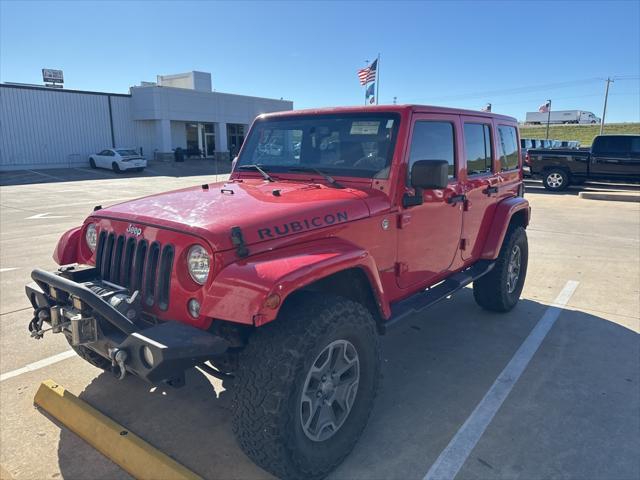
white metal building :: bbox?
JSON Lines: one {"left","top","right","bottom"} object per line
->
{"left": 0, "top": 71, "right": 293, "bottom": 170}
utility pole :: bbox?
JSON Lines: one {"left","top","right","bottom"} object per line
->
{"left": 600, "top": 77, "right": 613, "bottom": 135}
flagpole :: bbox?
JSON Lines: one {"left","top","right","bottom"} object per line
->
{"left": 375, "top": 53, "right": 380, "bottom": 105}
{"left": 364, "top": 60, "right": 369, "bottom": 106}
{"left": 545, "top": 99, "right": 552, "bottom": 139}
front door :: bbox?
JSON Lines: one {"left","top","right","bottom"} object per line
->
{"left": 205, "top": 133, "right": 216, "bottom": 157}
{"left": 460, "top": 117, "right": 500, "bottom": 260}
{"left": 396, "top": 114, "right": 464, "bottom": 289}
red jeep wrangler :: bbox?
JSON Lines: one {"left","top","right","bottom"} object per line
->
{"left": 26, "top": 105, "right": 529, "bottom": 479}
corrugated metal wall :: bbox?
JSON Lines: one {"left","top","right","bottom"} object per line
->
{"left": 0, "top": 86, "right": 136, "bottom": 170}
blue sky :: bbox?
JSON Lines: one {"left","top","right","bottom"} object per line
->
{"left": 1, "top": 0, "right": 639, "bottom": 122}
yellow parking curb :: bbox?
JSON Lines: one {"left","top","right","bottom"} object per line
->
{"left": 34, "top": 379, "right": 202, "bottom": 480}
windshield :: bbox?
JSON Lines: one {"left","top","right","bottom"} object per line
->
{"left": 236, "top": 113, "right": 400, "bottom": 179}
{"left": 117, "top": 149, "right": 139, "bottom": 156}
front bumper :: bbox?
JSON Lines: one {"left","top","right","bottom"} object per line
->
{"left": 26, "top": 265, "right": 228, "bottom": 386}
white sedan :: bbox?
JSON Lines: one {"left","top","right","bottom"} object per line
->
{"left": 89, "top": 148, "right": 147, "bottom": 172}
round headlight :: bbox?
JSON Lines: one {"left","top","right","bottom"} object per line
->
{"left": 187, "top": 245, "right": 210, "bottom": 285}
{"left": 85, "top": 223, "right": 97, "bottom": 252}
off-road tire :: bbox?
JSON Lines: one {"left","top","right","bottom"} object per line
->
{"left": 112, "top": 162, "right": 121, "bottom": 173}
{"left": 542, "top": 168, "right": 569, "bottom": 191}
{"left": 473, "top": 226, "right": 528, "bottom": 312}
{"left": 89, "top": 158, "right": 96, "bottom": 169}
{"left": 232, "top": 292, "right": 381, "bottom": 480}
{"left": 65, "top": 336, "right": 111, "bottom": 371}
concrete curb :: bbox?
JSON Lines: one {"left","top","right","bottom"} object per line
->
{"left": 578, "top": 191, "right": 640, "bottom": 203}
{"left": 34, "top": 379, "right": 202, "bottom": 480}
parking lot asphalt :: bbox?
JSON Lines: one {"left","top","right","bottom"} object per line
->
{"left": 1, "top": 166, "right": 638, "bottom": 480}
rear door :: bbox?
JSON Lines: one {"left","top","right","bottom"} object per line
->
{"left": 590, "top": 136, "right": 632, "bottom": 177}
{"left": 460, "top": 117, "right": 500, "bottom": 260}
{"left": 396, "top": 113, "right": 464, "bottom": 289}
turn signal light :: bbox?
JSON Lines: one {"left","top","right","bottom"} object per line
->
{"left": 265, "top": 294, "right": 281, "bottom": 309}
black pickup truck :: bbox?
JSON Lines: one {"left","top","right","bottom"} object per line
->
{"left": 527, "top": 134, "right": 640, "bottom": 190}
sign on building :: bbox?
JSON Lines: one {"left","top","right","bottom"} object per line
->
{"left": 42, "top": 69, "right": 64, "bottom": 85}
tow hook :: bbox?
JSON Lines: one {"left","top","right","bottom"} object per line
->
{"left": 108, "top": 348, "right": 128, "bottom": 380}
{"left": 28, "top": 307, "right": 51, "bottom": 339}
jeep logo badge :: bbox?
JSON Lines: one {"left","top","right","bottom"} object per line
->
{"left": 126, "top": 224, "right": 142, "bottom": 236}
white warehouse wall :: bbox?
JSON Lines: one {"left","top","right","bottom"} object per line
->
{"left": 0, "top": 86, "right": 135, "bottom": 170}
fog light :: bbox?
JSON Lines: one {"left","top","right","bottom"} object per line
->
{"left": 188, "top": 298, "right": 201, "bottom": 318}
{"left": 141, "top": 345, "right": 154, "bottom": 368}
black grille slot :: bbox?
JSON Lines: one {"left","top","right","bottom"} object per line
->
{"left": 111, "top": 235, "right": 125, "bottom": 283}
{"left": 101, "top": 233, "right": 115, "bottom": 281}
{"left": 94, "top": 230, "right": 173, "bottom": 309}
{"left": 131, "top": 240, "right": 148, "bottom": 292}
{"left": 122, "top": 237, "right": 136, "bottom": 287}
{"left": 157, "top": 245, "right": 174, "bottom": 311}
{"left": 144, "top": 242, "right": 160, "bottom": 307}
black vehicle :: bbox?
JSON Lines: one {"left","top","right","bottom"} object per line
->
{"left": 528, "top": 135, "right": 640, "bottom": 190}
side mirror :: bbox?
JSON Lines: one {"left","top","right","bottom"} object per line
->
{"left": 410, "top": 160, "right": 449, "bottom": 189}
{"left": 403, "top": 160, "right": 450, "bottom": 208}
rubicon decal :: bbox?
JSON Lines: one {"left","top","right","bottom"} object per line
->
{"left": 257, "top": 211, "right": 348, "bottom": 239}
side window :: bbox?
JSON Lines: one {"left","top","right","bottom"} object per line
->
{"left": 464, "top": 123, "right": 493, "bottom": 176}
{"left": 630, "top": 137, "right": 640, "bottom": 154}
{"left": 408, "top": 121, "right": 456, "bottom": 181}
{"left": 98, "top": 150, "right": 110, "bottom": 156}
{"left": 497, "top": 125, "right": 519, "bottom": 171}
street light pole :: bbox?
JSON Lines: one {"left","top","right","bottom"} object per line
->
{"left": 600, "top": 77, "right": 613, "bottom": 135}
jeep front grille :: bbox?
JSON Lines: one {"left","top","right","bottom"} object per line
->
{"left": 95, "top": 231, "right": 174, "bottom": 311}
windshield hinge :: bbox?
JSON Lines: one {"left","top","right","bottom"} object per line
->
{"left": 230, "top": 226, "right": 249, "bottom": 258}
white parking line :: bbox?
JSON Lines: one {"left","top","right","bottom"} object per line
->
{"left": 27, "top": 169, "right": 64, "bottom": 181}
{"left": 0, "top": 267, "right": 18, "bottom": 273}
{"left": 0, "top": 350, "right": 76, "bottom": 383}
{"left": 424, "top": 280, "right": 580, "bottom": 480}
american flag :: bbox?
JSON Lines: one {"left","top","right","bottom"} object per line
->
{"left": 539, "top": 100, "right": 551, "bottom": 113}
{"left": 358, "top": 59, "right": 378, "bottom": 86}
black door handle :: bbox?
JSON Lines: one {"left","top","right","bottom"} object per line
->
{"left": 447, "top": 194, "right": 466, "bottom": 205}
{"left": 483, "top": 186, "right": 499, "bottom": 195}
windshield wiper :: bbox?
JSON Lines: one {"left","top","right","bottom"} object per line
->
{"left": 288, "top": 167, "right": 345, "bottom": 189}
{"left": 237, "top": 164, "right": 275, "bottom": 182}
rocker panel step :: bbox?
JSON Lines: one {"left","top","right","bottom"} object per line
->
{"left": 386, "top": 260, "right": 494, "bottom": 329}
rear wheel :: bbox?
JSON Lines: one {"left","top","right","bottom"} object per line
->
{"left": 232, "top": 292, "right": 381, "bottom": 480}
{"left": 473, "top": 226, "right": 528, "bottom": 312}
{"left": 112, "top": 162, "right": 121, "bottom": 173}
{"left": 89, "top": 158, "right": 96, "bottom": 169}
{"left": 542, "top": 168, "right": 569, "bottom": 191}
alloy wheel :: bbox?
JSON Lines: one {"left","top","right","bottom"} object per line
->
{"left": 506, "top": 245, "right": 522, "bottom": 294}
{"left": 300, "top": 339, "right": 360, "bottom": 442}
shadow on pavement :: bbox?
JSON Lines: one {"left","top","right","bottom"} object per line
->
{"left": 52, "top": 292, "right": 639, "bottom": 480}
{"left": 0, "top": 159, "right": 232, "bottom": 187}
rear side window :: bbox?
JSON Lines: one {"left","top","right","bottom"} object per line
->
{"left": 594, "top": 136, "right": 630, "bottom": 154}
{"left": 464, "top": 123, "right": 493, "bottom": 175}
{"left": 630, "top": 137, "right": 640, "bottom": 154}
{"left": 497, "top": 126, "right": 519, "bottom": 171}
{"left": 408, "top": 121, "right": 456, "bottom": 180}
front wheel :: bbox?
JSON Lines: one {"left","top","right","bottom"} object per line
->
{"left": 232, "top": 293, "right": 381, "bottom": 480}
{"left": 89, "top": 158, "right": 96, "bottom": 169}
{"left": 473, "top": 226, "right": 528, "bottom": 312}
{"left": 112, "top": 162, "right": 121, "bottom": 173}
{"left": 542, "top": 168, "right": 569, "bottom": 191}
